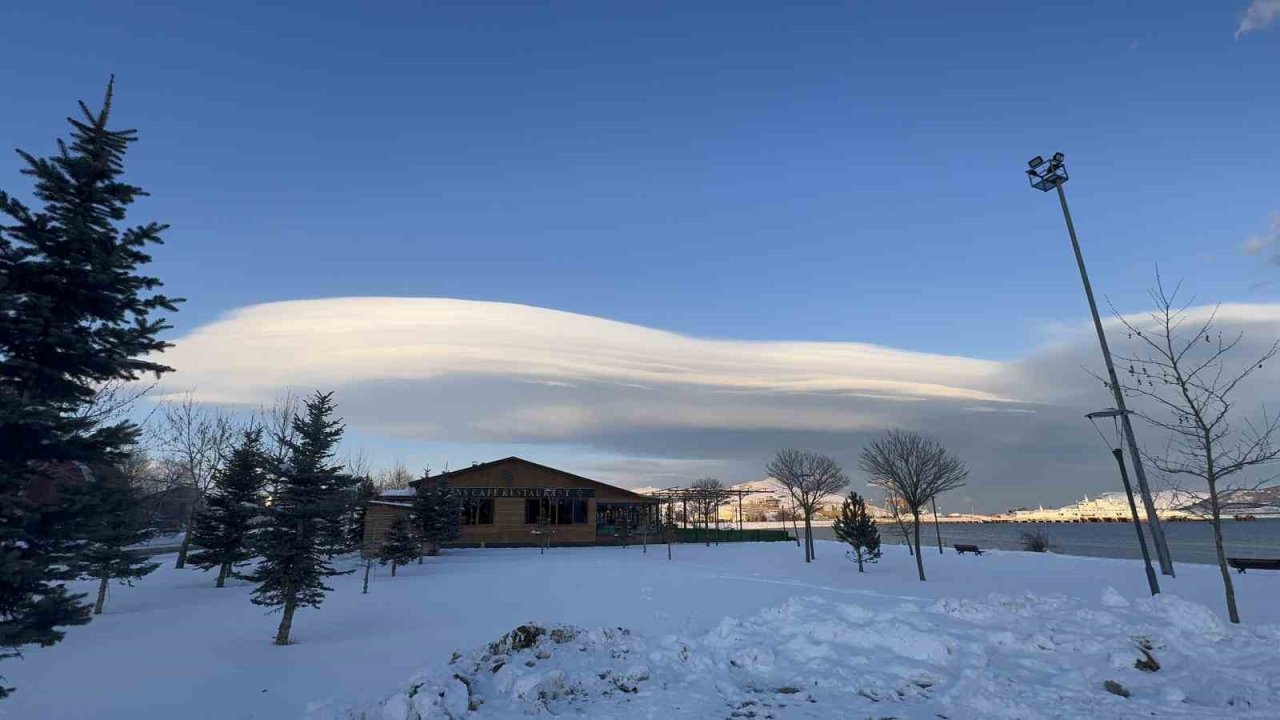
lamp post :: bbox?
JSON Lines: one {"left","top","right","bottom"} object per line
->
{"left": 1025, "top": 153, "right": 1175, "bottom": 577}
{"left": 1087, "top": 409, "right": 1160, "bottom": 596}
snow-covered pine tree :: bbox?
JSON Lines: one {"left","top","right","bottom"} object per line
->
{"left": 64, "top": 475, "right": 160, "bottom": 614}
{"left": 412, "top": 476, "right": 461, "bottom": 557}
{"left": 378, "top": 514, "right": 419, "bottom": 577}
{"left": 248, "top": 392, "right": 353, "bottom": 646}
{"left": 189, "top": 428, "right": 267, "bottom": 587}
{"left": 0, "top": 79, "right": 179, "bottom": 695}
{"left": 831, "top": 492, "right": 881, "bottom": 573}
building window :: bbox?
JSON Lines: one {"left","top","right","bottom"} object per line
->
{"left": 596, "top": 502, "right": 651, "bottom": 530}
{"left": 462, "top": 498, "right": 494, "bottom": 525}
{"left": 525, "top": 497, "right": 588, "bottom": 525}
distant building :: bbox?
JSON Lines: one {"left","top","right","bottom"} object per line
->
{"left": 362, "top": 456, "right": 660, "bottom": 553}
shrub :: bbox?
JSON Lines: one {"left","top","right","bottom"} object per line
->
{"left": 1020, "top": 529, "right": 1056, "bottom": 553}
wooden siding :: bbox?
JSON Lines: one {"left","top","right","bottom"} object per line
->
{"left": 362, "top": 457, "right": 656, "bottom": 553}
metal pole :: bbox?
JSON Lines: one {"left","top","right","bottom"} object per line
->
{"left": 931, "top": 497, "right": 943, "bottom": 553}
{"left": 1112, "top": 447, "right": 1160, "bottom": 596}
{"left": 1055, "top": 183, "right": 1175, "bottom": 577}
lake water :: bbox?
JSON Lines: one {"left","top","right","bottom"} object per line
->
{"left": 811, "top": 519, "right": 1280, "bottom": 566}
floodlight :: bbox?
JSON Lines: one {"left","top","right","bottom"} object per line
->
{"left": 1028, "top": 155, "right": 1045, "bottom": 169}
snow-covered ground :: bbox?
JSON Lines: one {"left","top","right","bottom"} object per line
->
{"left": 7, "top": 541, "right": 1280, "bottom": 719}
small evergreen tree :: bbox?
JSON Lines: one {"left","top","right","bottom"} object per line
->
{"left": 832, "top": 492, "right": 881, "bottom": 573}
{"left": 65, "top": 475, "right": 160, "bottom": 614}
{"left": 0, "top": 79, "right": 179, "bottom": 694}
{"left": 378, "top": 514, "right": 418, "bottom": 577}
{"left": 347, "top": 474, "right": 377, "bottom": 552}
{"left": 248, "top": 392, "right": 353, "bottom": 646}
{"left": 189, "top": 429, "right": 267, "bottom": 587}
{"left": 412, "top": 476, "right": 461, "bottom": 557}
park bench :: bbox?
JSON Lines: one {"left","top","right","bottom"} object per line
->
{"left": 1226, "top": 557, "right": 1280, "bottom": 574}
{"left": 954, "top": 544, "right": 984, "bottom": 556}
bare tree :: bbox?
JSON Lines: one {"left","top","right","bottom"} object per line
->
{"left": 860, "top": 430, "right": 967, "bottom": 581}
{"left": 156, "top": 391, "right": 236, "bottom": 568}
{"left": 688, "top": 478, "right": 729, "bottom": 546}
{"left": 259, "top": 391, "right": 301, "bottom": 476}
{"left": 883, "top": 490, "right": 915, "bottom": 556}
{"left": 766, "top": 450, "right": 848, "bottom": 563}
{"left": 375, "top": 460, "right": 415, "bottom": 490}
{"left": 345, "top": 449, "right": 372, "bottom": 484}
{"left": 80, "top": 375, "right": 156, "bottom": 417}
{"left": 1113, "top": 277, "right": 1280, "bottom": 624}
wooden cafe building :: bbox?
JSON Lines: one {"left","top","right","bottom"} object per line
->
{"left": 361, "top": 456, "right": 661, "bottom": 551}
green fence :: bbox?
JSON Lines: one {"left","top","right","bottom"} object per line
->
{"left": 673, "top": 527, "right": 793, "bottom": 544}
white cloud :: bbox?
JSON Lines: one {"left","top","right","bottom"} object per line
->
{"left": 161, "top": 298, "right": 1007, "bottom": 407}
{"left": 156, "top": 297, "right": 1280, "bottom": 509}
{"left": 1238, "top": 0, "right": 1280, "bottom": 37}
{"left": 1242, "top": 213, "right": 1280, "bottom": 262}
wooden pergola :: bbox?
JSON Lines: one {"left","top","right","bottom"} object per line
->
{"left": 646, "top": 485, "right": 772, "bottom": 532}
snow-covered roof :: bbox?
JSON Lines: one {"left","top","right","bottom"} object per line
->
{"left": 380, "top": 488, "right": 416, "bottom": 497}
{"left": 369, "top": 500, "right": 412, "bottom": 509}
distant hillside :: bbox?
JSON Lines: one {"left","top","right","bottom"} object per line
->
{"left": 1176, "top": 485, "right": 1280, "bottom": 517}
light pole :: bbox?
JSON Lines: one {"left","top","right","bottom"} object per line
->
{"left": 1026, "top": 153, "right": 1175, "bottom": 577}
{"left": 1087, "top": 409, "right": 1160, "bottom": 596}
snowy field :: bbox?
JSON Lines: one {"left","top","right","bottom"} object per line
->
{"left": 5, "top": 541, "right": 1280, "bottom": 719}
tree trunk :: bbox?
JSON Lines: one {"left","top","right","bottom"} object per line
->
{"left": 216, "top": 560, "right": 230, "bottom": 588}
{"left": 391, "top": 561, "right": 398, "bottom": 577}
{"left": 856, "top": 552, "right": 864, "bottom": 573}
{"left": 912, "top": 512, "right": 926, "bottom": 581}
{"left": 275, "top": 599, "right": 297, "bottom": 645}
{"left": 94, "top": 571, "right": 108, "bottom": 614}
{"left": 803, "top": 513, "right": 813, "bottom": 563}
{"left": 1208, "top": 482, "right": 1240, "bottom": 623}
{"left": 175, "top": 507, "right": 198, "bottom": 569}
{"left": 362, "top": 560, "right": 371, "bottom": 594}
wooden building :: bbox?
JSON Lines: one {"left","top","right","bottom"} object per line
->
{"left": 362, "top": 456, "right": 660, "bottom": 553}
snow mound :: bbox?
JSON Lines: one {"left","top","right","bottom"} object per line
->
{"left": 316, "top": 593, "right": 1280, "bottom": 719}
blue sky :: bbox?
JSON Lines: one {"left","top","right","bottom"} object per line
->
{"left": 3, "top": 1, "right": 1279, "bottom": 506}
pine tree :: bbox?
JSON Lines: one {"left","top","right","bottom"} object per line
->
{"left": 832, "top": 492, "right": 881, "bottom": 573}
{"left": 378, "top": 514, "right": 418, "bottom": 577}
{"left": 64, "top": 475, "right": 159, "bottom": 614}
{"left": 346, "top": 474, "right": 377, "bottom": 552}
{"left": 189, "top": 429, "right": 266, "bottom": 587}
{"left": 412, "top": 476, "right": 461, "bottom": 557}
{"left": 248, "top": 392, "right": 353, "bottom": 646}
{"left": 0, "top": 79, "right": 179, "bottom": 695}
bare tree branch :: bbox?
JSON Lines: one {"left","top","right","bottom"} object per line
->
{"left": 859, "top": 429, "right": 966, "bottom": 581}
{"left": 1113, "top": 273, "right": 1280, "bottom": 624}
{"left": 766, "top": 449, "right": 848, "bottom": 563}
{"left": 155, "top": 391, "right": 237, "bottom": 568}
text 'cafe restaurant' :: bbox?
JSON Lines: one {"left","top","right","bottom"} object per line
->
{"left": 361, "top": 456, "right": 662, "bottom": 551}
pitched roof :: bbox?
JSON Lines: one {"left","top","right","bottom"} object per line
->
{"left": 410, "top": 456, "right": 655, "bottom": 502}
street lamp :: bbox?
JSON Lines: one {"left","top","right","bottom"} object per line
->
{"left": 1025, "top": 151, "right": 1175, "bottom": 577}
{"left": 1086, "top": 408, "right": 1160, "bottom": 596}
